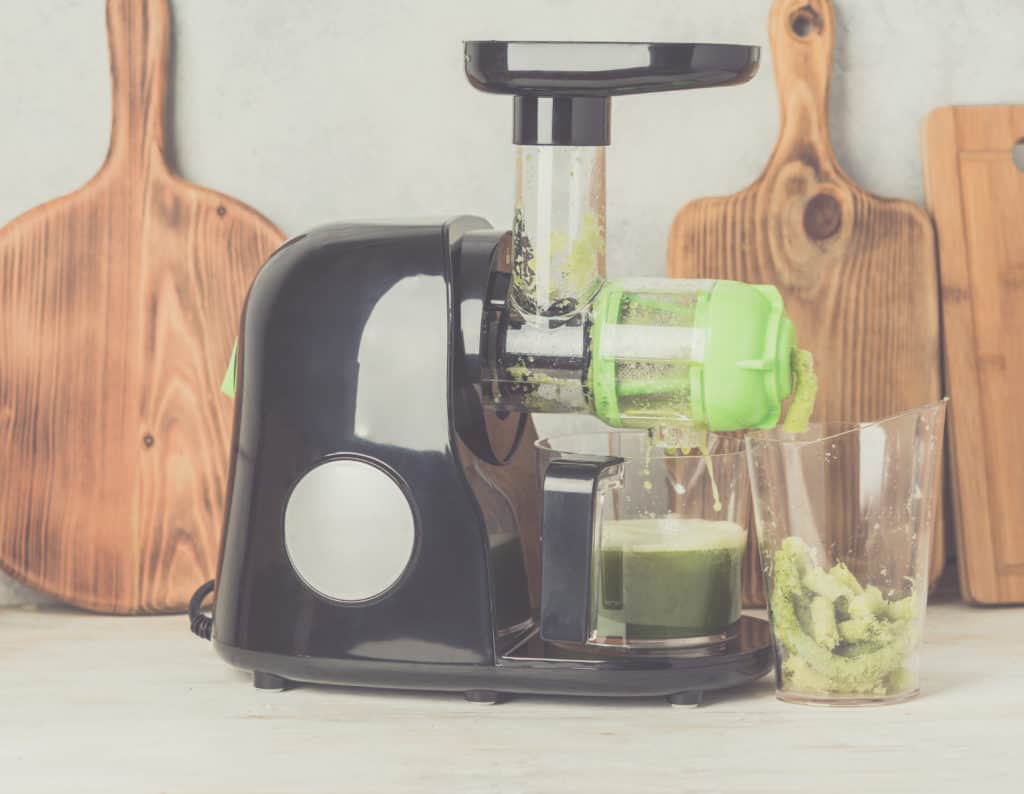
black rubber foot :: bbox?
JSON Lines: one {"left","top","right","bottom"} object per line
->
{"left": 253, "top": 671, "right": 290, "bottom": 691}
{"left": 667, "top": 690, "right": 703, "bottom": 707}
{"left": 464, "top": 689, "right": 504, "bottom": 704}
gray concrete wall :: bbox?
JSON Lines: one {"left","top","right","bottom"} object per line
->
{"left": 2, "top": 0, "right": 1022, "bottom": 605}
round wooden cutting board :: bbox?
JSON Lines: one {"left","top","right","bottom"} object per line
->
{"left": 0, "top": 0, "right": 285, "bottom": 612}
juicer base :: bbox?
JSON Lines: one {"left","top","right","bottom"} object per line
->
{"left": 214, "top": 616, "right": 772, "bottom": 704}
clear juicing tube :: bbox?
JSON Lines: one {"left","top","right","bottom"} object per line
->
{"left": 512, "top": 145, "right": 606, "bottom": 322}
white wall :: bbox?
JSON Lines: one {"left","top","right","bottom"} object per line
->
{"left": 2, "top": 0, "right": 1022, "bottom": 605}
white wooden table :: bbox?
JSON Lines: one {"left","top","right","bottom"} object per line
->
{"left": 1, "top": 599, "right": 1018, "bottom": 793}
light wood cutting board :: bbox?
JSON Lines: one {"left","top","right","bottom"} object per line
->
{"left": 668, "top": 0, "right": 945, "bottom": 606}
{"left": 0, "top": 0, "right": 284, "bottom": 612}
{"left": 923, "top": 106, "right": 1024, "bottom": 605}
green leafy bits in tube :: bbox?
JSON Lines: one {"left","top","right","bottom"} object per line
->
{"left": 563, "top": 212, "right": 604, "bottom": 296}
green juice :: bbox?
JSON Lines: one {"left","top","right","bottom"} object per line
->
{"left": 595, "top": 519, "right": 747, "bottom": 641}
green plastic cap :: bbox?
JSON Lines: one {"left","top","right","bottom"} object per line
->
{"left": 698, "top": 281, "right": 794, "bottom": 431}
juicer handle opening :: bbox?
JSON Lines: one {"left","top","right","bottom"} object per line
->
{"left": 539, "top": 455, "right": 624, "bottom": 645}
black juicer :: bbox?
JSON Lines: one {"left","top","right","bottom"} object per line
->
{"left": 206, "top": 42, "right": 787, "bottom": 705}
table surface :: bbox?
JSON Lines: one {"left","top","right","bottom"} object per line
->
{"left": 1, "top": 598, "right": 1019, "bottom": 793}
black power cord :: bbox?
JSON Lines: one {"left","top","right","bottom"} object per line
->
{"left": 188, "top": 580, "right": 215, "bottom": 640}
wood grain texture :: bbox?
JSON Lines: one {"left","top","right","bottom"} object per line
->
{"left": 923, "top": 106, "right": 1024, "bottom": 605}
{"left": 667, "top": 0, "right": 944, "bottom": 606}
{"left": 0, "top": 0, "right": 284, "bottom": 613}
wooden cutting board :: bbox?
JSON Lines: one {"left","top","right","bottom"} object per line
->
{"left": 923, "top": 106, "right": 1024, "bottom": 605}
{"left": 668, "top": 0, "right": 945, "bottom": 606}
{"left": 0, "top": 0, "right": 284, "bottom": 613}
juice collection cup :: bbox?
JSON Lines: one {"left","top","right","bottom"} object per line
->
{"left": 537, "top": 430, "right": 750, "bottom": 648}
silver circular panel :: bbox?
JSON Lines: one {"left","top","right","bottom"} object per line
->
{"left": 284, "top": 459, "right": 415, "bottom": 602}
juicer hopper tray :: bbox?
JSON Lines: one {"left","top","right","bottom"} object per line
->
{"left": 464, "top": 41, "right": 760, "bottom": 96}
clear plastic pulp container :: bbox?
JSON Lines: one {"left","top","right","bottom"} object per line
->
{"left": 745, "top": 401, "right": 947, "bottom": 706}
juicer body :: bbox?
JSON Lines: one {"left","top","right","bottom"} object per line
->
{"left": 213, "top": 218, "right": 534, "bottom": 677}
{"left": 210, "top": 217, "right": 772, "bottom": 700}
{"left": 204, "top": 38, "right": 783, "bottom": 700}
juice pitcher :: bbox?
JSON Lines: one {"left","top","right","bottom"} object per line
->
{"left": 537, "top": 431, "right": 751, "bottom": 649}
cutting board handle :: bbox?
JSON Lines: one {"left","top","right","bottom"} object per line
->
{"left": 104, "top": 0, "right": 172, "bottom": 174}
{"left": 767, "top": 0, "right": 838, "bottom": 171}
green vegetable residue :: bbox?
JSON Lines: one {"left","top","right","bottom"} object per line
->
{"left": 505, "top": 363, "right": 564, "bottom": 386}
{"left": 511, "top": 207, "right": 604, "bottom": 316}
{"left": 564, "top": 212, "right": 604, "bottom": 296}
{"left": 782, "top": 349, "right": 818, "bottom": 433}
{"left": 769, "top": 537, "right": 919, "bottom": 698}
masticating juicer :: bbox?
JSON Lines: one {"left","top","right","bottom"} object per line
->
{"left": 209, "top": 42, "right": 798, "bottom": 705}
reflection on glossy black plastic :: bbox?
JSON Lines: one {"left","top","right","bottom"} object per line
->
{"left": 540, "top": 455, "right": 623, "bottom": 644}
{"left": 452, "top": 230, "right": 528, "bottom": 466}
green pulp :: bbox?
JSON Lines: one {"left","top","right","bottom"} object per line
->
{"left": 594, "top": 519, "right": 746, "bottom": 640}
{"left": 769, "top": 537, "right": 919, "bottom": 697}
{"left": 782, "top": 349, "right": 818, "bottom": 433}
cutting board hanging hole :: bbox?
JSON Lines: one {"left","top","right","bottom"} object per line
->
{"left": 1012, "top": 139, "right": 1024, "bottom": 172}
{"left": 789, "top": 6, "right": 823, "bottom": 38}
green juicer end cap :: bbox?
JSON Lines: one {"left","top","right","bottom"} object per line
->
{"left": 699, "top": 281, "right": 794, "bottom": 431}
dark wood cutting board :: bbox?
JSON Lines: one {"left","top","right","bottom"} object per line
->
{"left": 923, "top": 106, "right": 1024, "bottom": 604}
{"left": 668, "top": 0, "right": 945, "bottom": 606}
{"left": 0, "top": 0, "right": 284, "bottom": 612}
